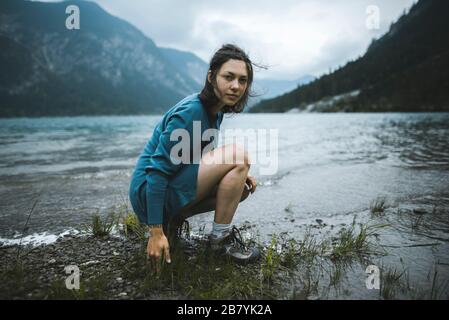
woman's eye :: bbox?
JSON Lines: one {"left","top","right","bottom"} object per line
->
{"left": 239, "top": 79, "right": 247, "bottom": 84}
{"left": 225, "top": 76, "right": 233, "bottom": 81}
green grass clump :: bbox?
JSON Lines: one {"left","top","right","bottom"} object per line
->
{"left": 122, "top": 212, "right": 147, "bottom": 240}
{"left": 380, "top": 266, "right": 406, "bottom": 300}
{"left": 0, "top": 261, "right": 39, "bottom": 299}
{"left": 123, "top": 238, "right": 281, "bottom": 299}
{"left": 297, "top": 230, "right": 324, "bottom": 265}
{"left": 330, "top": 220, "right": 387, "bottom": 261}
{"left": 261, "top": 235, "right": 282, "bottom": 283}
{"left": 84, "top": 211, "right": 116, "bottom": 237}
{"left": 370, "top": 197, "right": 387, "bottom": 216}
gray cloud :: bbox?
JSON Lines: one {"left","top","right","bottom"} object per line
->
{"left": 45, "top": 0, "right": 417, "bottom": 80}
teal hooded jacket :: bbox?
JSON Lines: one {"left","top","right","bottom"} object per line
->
{"left": 129, "top": 93, "right": 224, "bottom": 225}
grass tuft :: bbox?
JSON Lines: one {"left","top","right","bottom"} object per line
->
{"left": 84, "top": 211, "right": 116, "bottom": 237}
{"left": 122, "top": 212, "right": 147, "bottom": 240}
{"left": 370, "top": 197, "right": 387, "bottom": 216}
{"left": 330, "top": 219, "right": 387, "bottom": 261}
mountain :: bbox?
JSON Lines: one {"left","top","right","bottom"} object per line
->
{"left": 253, "top": 75, "right": 315, "bottom": 99}
{"left": 0, "top": 0, "right": 202, "bottom": 117}
{"left": 250, "top": 0, "right": 449, "bottom": 113}
{"left": 246, "top": 75, "right": 314, "bottom": 111}
{"left": 159, "top": 47, "right": 208, "bottom": 88}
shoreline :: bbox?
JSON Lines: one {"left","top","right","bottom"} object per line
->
{"left": 1, "top": 214, "right": 448, "bottom": 300}
{"left": 1, "top": 234, "right": 151, "bottom": 300}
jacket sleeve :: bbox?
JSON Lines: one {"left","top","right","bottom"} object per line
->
{"left": 144, "top": 111, "right": 193, "bottom": 225}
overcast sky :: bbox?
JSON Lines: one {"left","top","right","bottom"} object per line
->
{"left": 70, "top": 0, "right": 416, "bottom": 80}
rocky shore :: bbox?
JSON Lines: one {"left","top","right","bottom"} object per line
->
{"left": 0, "top": 228, "right": 276, "bottom": 300}
{"left": 2, "top": 215, "right": 447, "bottom": 300}
{"left": 0, "top": 234, "right": 161, "bottom": 300}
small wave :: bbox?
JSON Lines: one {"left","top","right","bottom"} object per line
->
{"left": 67, "top": 170, "right": 132, "bottom": 180}
{"left": 0, "top": 229, "right": 81, "bottom": 247}
{"left": 256, "top": 169, "right": 292, "bottom": 186}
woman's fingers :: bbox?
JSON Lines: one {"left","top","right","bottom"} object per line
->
{"left": 147, "top": 244, "right": 171, "bottom": 275}
{"left": 147, "top": 254, "right": 157, "bottom": 273}
{"left": 147, "top": 241, "right": 161, "bottom": 273}
{"left": 164, "top": 245, "right": 171, "bottom": 264}
{"left": 245, "top": 178, "right": 253, "bottom": 190}
{"left": 148, "top": 253, "right": 162, "bottom": 274}
{"left": 247, "top": 176, "right": 257, "bottom": 193}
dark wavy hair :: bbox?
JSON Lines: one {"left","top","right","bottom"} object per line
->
{"left": 199, "top": 44, "right": 257, "bottom": 114}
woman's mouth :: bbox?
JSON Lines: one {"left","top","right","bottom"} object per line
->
{"left": 226, "top": 94, "right": 239, "bottom": 100}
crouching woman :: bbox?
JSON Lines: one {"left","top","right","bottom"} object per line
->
{"left": 129, "top": 44, "right": 260, "bottom": 268}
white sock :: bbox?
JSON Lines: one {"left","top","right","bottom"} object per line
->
{"left": 211, "top": 221, "right": 231, "bottom": 237}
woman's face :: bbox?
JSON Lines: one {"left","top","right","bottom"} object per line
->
{"left": 208, "top": 59, "right": 249, "bottom": 107}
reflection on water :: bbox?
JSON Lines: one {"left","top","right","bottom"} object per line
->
{"left": 375, "top": 117, "right": 449, "bottom": 169}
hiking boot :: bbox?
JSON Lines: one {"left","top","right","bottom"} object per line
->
{"left": 208, "top": 226, "right": 260, "bottom": 264}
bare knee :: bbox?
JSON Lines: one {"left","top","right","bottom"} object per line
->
{"left": 229, "top": 144, "right": 251, "bottom": 170}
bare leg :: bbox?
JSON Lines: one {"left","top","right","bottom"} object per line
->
{"left": 182, "top": 183, "right": 250, "bottom": 219}
{"left": 214, "top": 164, "right": 249, "bottom": 223}
{"left": 179, "top": 144, "right": 251, "bottom": 222}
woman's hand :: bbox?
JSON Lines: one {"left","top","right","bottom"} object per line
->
{"left": 147, "top": 226, "right": 171, "bottom": 273}
{"left": 245, "top": 175, "right": 257, "bottom": 194}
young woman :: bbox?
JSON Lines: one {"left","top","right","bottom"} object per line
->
{"left": 129, "top": 44, "right": 260, "bottom": 267}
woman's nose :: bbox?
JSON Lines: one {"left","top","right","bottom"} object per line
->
{"left": 231, "top": 79, "right": 239, "bottom": 90}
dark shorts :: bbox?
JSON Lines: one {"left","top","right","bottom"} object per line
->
{"left": 130, "top": 163, "right": 200, "bottom": 227}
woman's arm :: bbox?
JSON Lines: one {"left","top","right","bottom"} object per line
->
{"left": 144, "top": 107, "right": 198, "bottom": 264}
{"left": 147, "top": 225, "right": 171, "bottom": 272}
{"left": 144, "top": 112, "right": 193, "bottom": 225}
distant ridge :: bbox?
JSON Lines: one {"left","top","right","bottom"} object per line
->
{"left": 250, "top": 0, "right": 449, "bottom": 113}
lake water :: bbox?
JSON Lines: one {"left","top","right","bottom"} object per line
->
{"left": 1, "top": 113, "right": 448, "bottom": 299}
